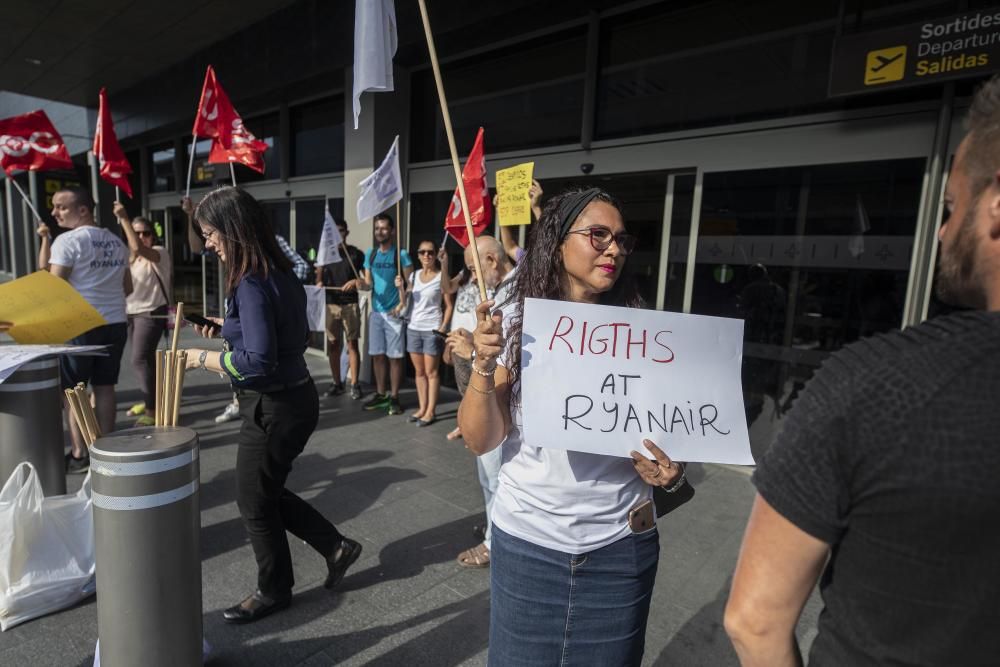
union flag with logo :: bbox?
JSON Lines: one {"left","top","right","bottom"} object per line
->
{"left": 208, "top": 127, "right": 268, "bottom": 174}
{"left": 0, "top": 110, "right": 74, "bottom": 174}
{"left": 93, "top": 88, "right": 133, "bottom": 197}
{"left": 192, "top": 65, "right": 240, "bottom": 145}
{"left": 444, "top": 127, "right": 492, "bottom": 248}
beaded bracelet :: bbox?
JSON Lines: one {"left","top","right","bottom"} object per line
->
{"left": 472, "top": 363, "right": 496, "bottom": 377}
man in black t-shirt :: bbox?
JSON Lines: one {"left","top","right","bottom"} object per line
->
{"left": 725, "top": 76, "right": 1000, "bottom": 667}
{"left": 316, "top": 219, "right": 366, "bottom": 400}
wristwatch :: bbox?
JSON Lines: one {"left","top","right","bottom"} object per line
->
{"left": 198, "top": 350, "right": 209, "bottom": 370}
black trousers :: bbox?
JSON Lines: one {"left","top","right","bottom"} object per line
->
{"left": 236, "top": 379, "right": 342, "bottom": 598}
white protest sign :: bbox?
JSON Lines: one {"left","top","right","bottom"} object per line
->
{"left": 303, "top": 286, "right": 326, "bottom": 333}
{"left": 0, "top": 344, "right": 109, "bottom": 384}
{"left": 519, "top": 298, "right": 753, "bottom": 464}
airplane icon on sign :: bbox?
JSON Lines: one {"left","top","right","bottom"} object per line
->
{"left": 864, "top": 46, "right": 907, "bottom": 85}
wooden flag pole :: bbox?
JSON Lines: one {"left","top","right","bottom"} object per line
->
{"left": 184, "top": 136, "right": 198, "bottom": 198}
{"left": 171, "top": 352, "right": 187, "bottom": 426}
{"left": 395, "top": 200, "right": 402, "bottom": 276}
{"left": 154, "top": 349, "right": 164, "bottom": 426}
{"left": 9, "top": 178, "right": 44, "bottom": 223}
{"left": 416, "top": 0, "right": 488, "bottom": 303}
{"left": 341, "top": 241, "right": 360, "bottom": 280}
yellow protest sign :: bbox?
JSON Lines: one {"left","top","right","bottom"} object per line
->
{"left": 0, "top": 270, "right": 106, "bottom": 344}
{"left": 496, "top": 162, "right": 534, "bottom": 227}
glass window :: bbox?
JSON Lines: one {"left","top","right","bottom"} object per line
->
{"left": 597, "top": 2, "right": 842, "bottom": 140}
{"left": 291, "top": 96, "right": 345, "bottom": 176}
{"left": 690, "top": 158, "right": 925, "bottom": 460}
{"left": 150, "top": 142, "right": 176, "bottom": 193}
{"left": 411, "top": 29, "right": 587, "bottom": 162}
{"left": 261, "top": 200, "right": 291, "bottom": 242}
{"left": 293, "top": 199, "right": 328, "bottom": 266}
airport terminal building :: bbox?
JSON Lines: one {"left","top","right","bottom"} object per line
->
{"left": 2, "top": 0, "right": 996, "bottom": 455}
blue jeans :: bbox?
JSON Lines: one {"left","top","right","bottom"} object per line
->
{"left": 489, "top": 525, "right": 659, "bottom": 666}
{"left": 477, "top": 446, "right": 502, "bottom": 549}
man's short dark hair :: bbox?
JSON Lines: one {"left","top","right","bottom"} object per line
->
{"left": 56, "top": 186, "right": 95, "bottom": 211}
{"left": 965, "top": 75, "right": 1000, "bottom": 197}
{"left": 373, "top": 212, "right": 394, "bottom": 228}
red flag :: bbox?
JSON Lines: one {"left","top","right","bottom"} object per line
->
{"left": 208, "top": 123, "right": 268, "bottom": 175}
{"left": 0, "top": 110, "right": 74, "bottom": 175}
{"left": 93, "top": 88, "right": 133, "bottom": 198}
{"left": 444, "top": 127, "right": 492, "bottom": 248}
{"left": 192, "top": 65, "right": 239, "bottom": 145}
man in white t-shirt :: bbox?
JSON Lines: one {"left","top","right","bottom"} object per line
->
{"left": 456, "top": 235, "right": 515, "bottom": 568}
{"left": 37, "top": 187, "right": 131, "bottom": 473}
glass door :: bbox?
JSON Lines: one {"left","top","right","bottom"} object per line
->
{"left": 686, "top": 158, "right": 926, "bottom": 460}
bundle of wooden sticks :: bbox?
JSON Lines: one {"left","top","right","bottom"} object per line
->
{"left": 154, "top": 303, "right": 187, "bottom": 427}
{"left": 64, "top": 383, "right": 100, "bottom": 448}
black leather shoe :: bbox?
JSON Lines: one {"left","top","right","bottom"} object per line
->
{"left": 325, "top": 538, "right": 362, "bottom": 590}
{"left": 222, "top": 590, "right": 291, "bottom": 624}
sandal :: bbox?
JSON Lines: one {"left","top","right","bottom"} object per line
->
{"left": 456, "top": 542, "right": 490, "bottom": 569}
{"left": 446, "top": 427, "right": 462, "bottom": 441}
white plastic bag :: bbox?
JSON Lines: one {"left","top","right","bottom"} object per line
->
{"left": 0, "top": 462, "right": 96, "bottom": 631}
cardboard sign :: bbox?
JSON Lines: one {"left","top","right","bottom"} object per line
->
{"left": 0, "top": 271, "right": 107, "bottom": 344}
{"left": 519, "top": 298, "right": 753, "bottom": 464}
{"left": 495, "top": 162, "right": 534, "bottom": 227}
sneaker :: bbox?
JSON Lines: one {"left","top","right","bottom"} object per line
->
{"left": 135, "top": 415, "right": 155, "bottom": 427}
{"left": 66, "top": 453, "right": 90, "bottom": 474}
{"left": 126, "top": 403, "right": 146, "bottom": 417}
{"left": 349, "top": 383, "right": 363, "bottom": 400}
{"left": 387, "top": 396, "right": 403, "bottom": 416}
{"left": 362, "top": 393, "right": 390, "bottom": 411}
{"left": 215, "top": 401, "right": 240, "bottom": 423}
{"left": 324, "top": 383, "right": 345, "bottom": 397}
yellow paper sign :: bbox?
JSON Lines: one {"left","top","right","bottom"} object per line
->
{"left": 0, "top": 270, "right": 107, "bottom": 344}
{"left": 496, "top": 162, "right": 535, "bottom": 227}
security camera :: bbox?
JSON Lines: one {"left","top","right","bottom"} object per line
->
{"left": 580, "top": 163, "right": 594, "bottom": 174}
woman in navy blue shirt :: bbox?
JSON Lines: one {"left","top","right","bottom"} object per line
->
{"left": 185, "top": 187, "right": 361, "bottom": 623}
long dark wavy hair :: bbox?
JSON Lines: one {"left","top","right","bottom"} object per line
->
{"left": 194, "top": 187, "right": 292, "bottom": 293}
{"left": 505, "top": 188, "right": 643, "bottom": 402}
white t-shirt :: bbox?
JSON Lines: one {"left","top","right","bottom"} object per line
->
{"left": 49, "top": 226, "right": 129, "bottom": 324}
{"left": 408, "top": 270, "right": 443, "bottom": 332}
{"left": 490, "top": 299, "right": 652, "bottom": 555}
{"left": 127, "top": 246, "right": 172, "bottom": 315}
{"left": 450, "top": 280, "right": 479, "bottom": 334}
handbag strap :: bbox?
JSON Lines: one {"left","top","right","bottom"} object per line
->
{"left": 148, "top": 257, "right": 171, "bottom": 306}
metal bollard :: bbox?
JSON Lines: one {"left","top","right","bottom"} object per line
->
{"left": 0, "top": 358, "right": 66, "bottom": 496}
{"left": 90, "top": 426, "right": 202, "bottom": 667}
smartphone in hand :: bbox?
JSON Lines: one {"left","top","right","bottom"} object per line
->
{"left": 184, "top": 313, "right": 221, "bottom": 333}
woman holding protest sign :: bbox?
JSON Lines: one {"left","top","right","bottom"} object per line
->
{"left": 183, "top": 187, "right": 361, "bottom": 624}
{"left": 458, "top": 188, "right": 688, "bottom": 665}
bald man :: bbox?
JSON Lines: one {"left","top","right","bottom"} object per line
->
{"left": 456, "top": 235, "right": 515, "bottom": 569}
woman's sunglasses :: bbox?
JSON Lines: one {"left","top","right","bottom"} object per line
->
{"left": 565, "top": 226, "right": 637, "bottom": 256}
{"left": 417, "top": 249, "right": 436, "bottom": 256}
{"left": 136, "top": 230, "right": 154, "bottom": 238}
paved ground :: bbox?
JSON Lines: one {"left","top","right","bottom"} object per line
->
{"left": 0, "top": 328, "right": 821, "bottom": 666}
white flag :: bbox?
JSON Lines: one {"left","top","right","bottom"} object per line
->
{"left": 304, "top": 285, "right": 326, "bottom": 332}
{"left": 315, "top": 208, "right": 343, "bottom": 267}
{"left": 353, "top": 0, "right": 397, "bottom": 130}
{"left": 357, "top": 135, "right": 402, "bottom": 224}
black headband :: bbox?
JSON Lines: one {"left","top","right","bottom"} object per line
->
{"left": 557, "top": 188, "right": 602, "bottom": 240}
